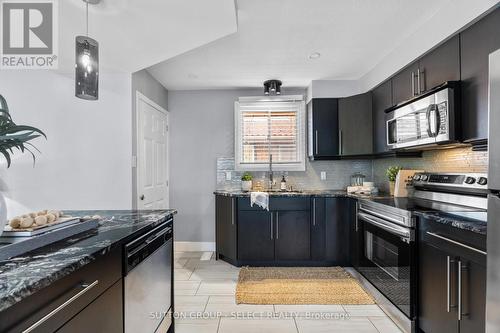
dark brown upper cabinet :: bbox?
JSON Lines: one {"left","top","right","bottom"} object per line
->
{"left": 338, "top": 92, "right": 373, "bottom": 156}
{"left": 372, "top": 80, "right": 392, "bottom": 154}
{"left": 392, "top": 61, "right": 419, "bottom": 106}
{"left": 307, "top": 98, "right": 339, "bottom": 159}
{"left": 419, "top": 35, "right": 460, "bottom": 93}
{"left": 460, "top": 8, "right": 500, "bottom": 143}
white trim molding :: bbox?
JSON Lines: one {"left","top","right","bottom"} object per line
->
{"left": 174, "top": 241, "right": 216, "bottom": 252}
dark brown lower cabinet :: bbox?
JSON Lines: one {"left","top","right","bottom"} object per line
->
{"left": 57, "top": 279, "right": 123, "bottom": 333}
{"left": 274, "top": 210, "right": 310, "bottom": 261}
{"left": 215, "top": 195, "right": 237, "bottom": 263}
{"left": 237, "top": 210, "right": 274, "bottom": 261}
{"left": 419, "top": 224, "right": 486, "bottom": 333}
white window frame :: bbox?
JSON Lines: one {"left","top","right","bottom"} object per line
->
{"left": 234, "top": 95, "right": 306, "bottom": 172}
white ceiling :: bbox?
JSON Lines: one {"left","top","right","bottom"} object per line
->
{"left": 56, "top": 0, "right": 237, "bottom": 73}
{"left": 147, "top": 0, "right": 499, "bottom": 92}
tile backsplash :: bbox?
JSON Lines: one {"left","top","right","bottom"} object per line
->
{"left": 217, "top": 147, "right": 488, "bottom": 193}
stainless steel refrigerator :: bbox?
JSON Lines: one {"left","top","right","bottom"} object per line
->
{"left": 486, "top": 48, "right": 500, "bottom": 332}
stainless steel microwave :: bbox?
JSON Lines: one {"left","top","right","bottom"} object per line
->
{"left": 386, "top": 82, "right": 459, "bottom": 150}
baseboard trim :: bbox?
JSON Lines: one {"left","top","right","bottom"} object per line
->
{"left": 174, "top": 241, "right": 215, "bottom": 252}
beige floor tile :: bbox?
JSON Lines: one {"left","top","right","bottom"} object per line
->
{"left": 274, "top": 304, "right": 346, "bottom": 317}
{"left": 196, "top": 280, "right": 237, "bottom": 295}
{"left": 296, "top": 317, "right": 378, "bottom": 333}
{"left": 174, "top": 281, "right": 201, "bottom": 296}
{"left": 205, "top": 296, "right": 274, "bottom": 317}
{"left": 368, "top": 316, "right": 403, "bottom": 333}
{"left": 175, "top": 268, "right": 194, "bottom": 281}
{"left": 218, "top": 317, "right": 298, "bottom": 333}
{"left": 174, "top": 318, "right": 220, "bottom": 333}
{"left": 175, "top": 258, "right": 189, "bottom": 268}
{"left": 342, "top": 305, "right": 387, "bottom": 317}
{"left": 189, "top": 268, "right": 240, "bottom": 281}
{"left": 184, "top": 258, "right": 238, "bottom": 270}
{"left": 175, "top": 251, "right": 205, "bottom": 259}
{"left": 174, "top": 295, "right": 209, "bottom": 313}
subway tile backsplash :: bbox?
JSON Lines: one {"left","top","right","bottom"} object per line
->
{"left": 217, "top": 147, "right": 488, "bottom": 193}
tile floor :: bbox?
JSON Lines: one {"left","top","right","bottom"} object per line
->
{"left": 174, "top": 252, "right": 403, "bottom": 333}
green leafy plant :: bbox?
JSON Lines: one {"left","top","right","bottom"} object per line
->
{"left": 241, "top": 172, "right": 253, "bottom": 181}
{"left": 386, "top": 166, "right": 403, "bottom": 182}
{"left": 0, "top": 94, "right": 46, "bottom": 167}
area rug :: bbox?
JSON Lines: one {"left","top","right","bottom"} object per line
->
{"left": 236, "top": 266, "right": 375, "bottom": 305}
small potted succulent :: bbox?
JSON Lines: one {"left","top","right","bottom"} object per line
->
{"left": 241, "top": 172, "right": 253, "bottom": 192}
{"left": 386, "top": 166, "right": 402, "bottom": 196}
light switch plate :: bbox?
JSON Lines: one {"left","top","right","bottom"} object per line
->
{"left": 225, "top": 171, "right": 232, "bottom": 180}
{"left": 320, "top": 171, "right": 327, "bottom": 180}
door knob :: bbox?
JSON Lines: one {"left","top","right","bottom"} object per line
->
{"left": 140, "top": 195, "right": 145, "bottom": 200}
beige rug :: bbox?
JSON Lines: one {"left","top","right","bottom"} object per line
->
{"left": 236, "top": 266, "right": 375, "bottom": 305}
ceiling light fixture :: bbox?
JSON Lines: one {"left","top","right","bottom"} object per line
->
{"left": 75, "top": 0, "right": 100, "bottom": 100}
{"left": 263, "top": 80, "right": 282, "bottom": 96}
{"left": 308, "top": 52, "right": 321, "bottom": 60}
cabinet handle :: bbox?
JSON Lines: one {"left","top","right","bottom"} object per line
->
{"left": 417, "top": 68, "right": 422, "bottom": 95}
{"left": 458, "top": 260, "right": 462, "bottom": 321}
{"left": 411, "top": 72, "right": 416, "bottom": 97}
{"left": 231, "top": 198, "right": 235, "bottom": 225}
{"left": 276, "top": 212, "right": 279, "bottom": 240}
{"left": 270, "top": 212, "right": 273, "bottom": 240}
{"left": 339, "top": 130, "right": 343, "bottom": 155}
{"left": 446, "top": 256, "right": 456, "bottom": 312}
{"left": 22, "top": 280, "right": 99, "bottom": 333}
{"left": 315, "top": 130, "right": 319, "bottom": 155}
{"left": 312, "top": 199, "right": 316, "bottom": 226}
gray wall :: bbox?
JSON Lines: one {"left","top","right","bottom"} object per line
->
{"left": 168, "top": 88, "right": 305, "bottom": 242}
{"left": 131, "top": 69, "right": 169, "bottom": 208}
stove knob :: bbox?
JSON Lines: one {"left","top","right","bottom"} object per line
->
{"left": 465, "top": 176, "right": 476, "bottom": 185}
{"left": 421, "top": 175, "right": 429, "bottom": 181}
{"left": 413, "top": 175, "right": 421, "bottom": 181}
{"left": 478, "top": 177, "right": 488, "bottom": 186}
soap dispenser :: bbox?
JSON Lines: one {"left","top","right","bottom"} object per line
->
{"left": 280, "top": 174, "right": 287, "bottom": 191}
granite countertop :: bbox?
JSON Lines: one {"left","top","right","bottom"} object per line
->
{"left": 414, "top": 210, "right": 487, "bottom": 236}
{"left": 213, "top": 189, "right": 390, "bottom": 200}
{"left": 0, "top": 209, "right": 177, "bottom": 313}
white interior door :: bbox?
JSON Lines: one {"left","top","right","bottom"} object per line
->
{"left": 137, "top": 92, "right": 169, "bottom": 209}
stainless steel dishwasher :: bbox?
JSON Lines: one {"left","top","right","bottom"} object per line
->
{"left": 124, "top": 218, "right": 173, "bottom": 333}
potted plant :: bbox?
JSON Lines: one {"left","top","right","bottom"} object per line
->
{"left": 0, "top": 94, "right": 46, "bottom": 235}
{"left": 241, "top": 172, "right": 253, "bottom": 192}
{"left": 386, "top": 166, "right": 402, "bottom": 196}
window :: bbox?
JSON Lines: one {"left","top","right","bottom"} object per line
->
{"left": 235, "top": 96, "right": 305, "bottom": 171}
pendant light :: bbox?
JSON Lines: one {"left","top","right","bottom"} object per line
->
{"left": 263, "top": 80, "right": 282, "bottom": 96}
{"left": 75, "top": 0, "right": 100, "bottom": 100}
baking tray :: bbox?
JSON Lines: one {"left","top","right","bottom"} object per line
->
{"left": 2, "top": 217, "right": 81, "bottom": 237}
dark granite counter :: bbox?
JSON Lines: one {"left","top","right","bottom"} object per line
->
{"left": 214, "top": 189, "right": 390, "bottom": 200}
{"left": 415, "top": 211, "right": 487, "bottom": 236}
{"left": 0, "top": 209, "right": 176, "bottom": 313}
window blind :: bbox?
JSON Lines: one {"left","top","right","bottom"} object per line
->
{"left": 235, "top": 99, "right": 305, "bottom": 170}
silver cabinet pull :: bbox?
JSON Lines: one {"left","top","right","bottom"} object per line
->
{"left": 276, "top": 212, "right": 279, "bottom": 240}
{"left": 417, "top": 68, "right": 421, "bottom": 95}
{"left": 315, "top": 130, "right": 319, "bottom": 155}
{"left": 270, "top": 212, "right": 273, "bottom": 240}
{"left": 446, "top": 256, "right": 456, "bottom": 312}
{"left": 231, "top": 198, "right": 235, "bottom": 225}
{"left": 23, "top": 280, "right": 99, "bottom": 333}
{"left": 338, "top": 130, "right": 343, "bottom": 155}
{"left": 411, "top": 71, "right": 416, "bottom": 96}
{"left": 458, "top": 260, "right": 462, "bottom": 321}
{"left": 426, "top": 232, "right": 486, "bottom": 255}
{"left": 312, "top": 198, "right": 316, "bottom": 226}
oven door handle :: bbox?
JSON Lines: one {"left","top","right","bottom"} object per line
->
{"left": 358, "top": 212, "right": 412, "bottom": 240}
{"left": 426, "top": 104, "right": 440, "bottom": 138}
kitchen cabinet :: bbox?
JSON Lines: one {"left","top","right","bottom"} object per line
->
{"left": 311, "top": 197, "right": 326, "bottom": 261}
{"left": 419, "top": 220, "right": 486, "bottom": 333}
{"left": 238, "top": 210, "right": 274, "bottom": 261}
{"left": 418, "top": 35, "right": 460, "bottom": 93}
{"left": 274, "top": 210, "right": 310, "bottom": 261}
{"left": 308, "top": 98, "right": 339, "bottom": 159}
{"left": 392, "top": 61, "right": 419, "bottom": 105}
{"left": 215, "top": 195, "right": 237, "bottom": 263}
{"left": 372, "top": 80, "right": 392, "bottom": 154}
{"left": 338, "top": 92, "right": 373, "bottom": 156}
{"left": 57, "top": 279, "right": 123, "bottom": 333}
{"left": 324, "top": 197, "right": 353, "bottom": 265}
{"left": 460, "top": 8, "right": 500, "bottom": 143}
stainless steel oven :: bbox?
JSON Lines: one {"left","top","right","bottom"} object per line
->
{"left": 356, "top": 201, "right": 417, "bottom": 323}
{"left": 386, "top": 82, "right": 459, "bottom": 150}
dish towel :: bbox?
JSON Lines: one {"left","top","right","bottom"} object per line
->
{"left": 250, "top": 192, "right": 270, "bottom": 211}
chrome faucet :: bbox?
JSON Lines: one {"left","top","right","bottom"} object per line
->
{"left": 269, "top": 154, "right": 274, "bottom": 190}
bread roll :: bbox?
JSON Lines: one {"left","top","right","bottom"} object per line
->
{"left": 9, "top": 217, "right": 22, "bottom": 228}
{"left": 37, "top": 210, "right": 47, "bottom": 216}
{"left": 29, "top": 212, "right": 37, "bottom": 218}
{"left": 35, "top": 215, "right": 48, "bottom": 226}
{"left": 20, "top": 217, "right": 34, "bottom": 228}
{"left": 46, "top": 213, "right": 56, "bottom": 223}
{"left": 47, "top": 210, "right": 60, "bottom": 219}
